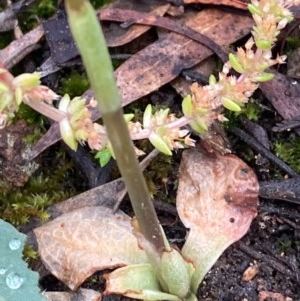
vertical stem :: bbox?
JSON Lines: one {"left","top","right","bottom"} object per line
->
{"left": 65, "top": 0, "right": 165, "bottom": 251}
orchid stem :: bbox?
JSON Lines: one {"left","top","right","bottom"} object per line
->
{"left": 65, "top": 0, "right": 166, "bottom": 252}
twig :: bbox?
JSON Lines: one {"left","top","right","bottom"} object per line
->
{"left": 230, "top": 127, "right": 298, "bottom": 177}
{"left": 238, "top": 241, "right": 297, "bottom": 280}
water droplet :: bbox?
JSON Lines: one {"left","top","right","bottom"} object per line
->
{"left": 8, "top": 238, "right": 22, "bottom": 250}
{"left": 6, "top": 272, "right": 24, "bottom": 289}
{"left": 0, "top": 268, "right": 7, "bottom": 275}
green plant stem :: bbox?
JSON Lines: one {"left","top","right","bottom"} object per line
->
{"left": 23, "top": 99, "right": 66, "bottom": 122}
{"left": 65, "top": 0, "right": 165, "bottom": 251}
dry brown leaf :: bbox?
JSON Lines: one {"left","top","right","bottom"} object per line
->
{"left": 101, "top": 3, "right": 170, "bottom": 47}
{"left": 44, "top": 288, "right": 101, "bottom": 301}
{"left": 115, "top": 8, "right": 253, "bottom": 106}
{"left": 183, "top": 0, "right": 249, "bottom": 10}
{"left": 99, "top": 8, "right": 227, "bottom": 62}
{"left": 260, "top": 71, "right": 300, "bottom": 139}
{"left": 176, "top": 147, "right": 259, "bottom": 291}
{"left": 34, "top": 206, "right": 148, "bottom": 290}
{"left": 171, "top": 57, "right": 217, "bottom": 96}
{"left": 260, "top": 72, "right": 300, "bottom": 123}
{"left": 0, "top": 25, "right": 44, "bottom": 69}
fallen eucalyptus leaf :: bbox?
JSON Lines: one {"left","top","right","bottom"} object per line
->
{"left": 100, "top": 2, "right": 170, "bottom": 47}
{"left": 0, "top": 26, "right": 44, "bottom": 69}
{"left": 176, "top": 148, "right": 259, "bottom": 293}
{"left": 34, "top": 206, "right": 148, "bottom": 290}
{"left": 183, "top": 0, "right": 248, "bottom": 10}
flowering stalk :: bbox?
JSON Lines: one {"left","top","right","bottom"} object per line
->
{"left": 64, "top": 0, "right": 167, "bottom": 254}
{"left": 58, "top": 0, "right": 300, "bottom": 156}
{"left": 0, "top": 65, "right": 60, "bottom": 128}
{"left": 0, "top": 1, "right": 297, "bottom": 160}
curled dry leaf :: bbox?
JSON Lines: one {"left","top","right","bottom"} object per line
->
{"left": 176, "top": 148, "right": 259, "bottom": 292}
{"left": 100, "top": 4, "right": 171, "bottom": 47}
{"left": 183, "top": 0, "right": 248, "bottom": 10}
{"left": 0, "top": 25, "right": 44, "bottom": 69}
{"left": 34, "top": 206, "right": 148, "bottom": 290}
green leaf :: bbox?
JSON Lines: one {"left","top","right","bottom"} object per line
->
{"left": 149, "top": 132, "right": 172, "bottom": 156}
{"left": 222, "top": 97, "right": 241, "bottom": 112}
{"left": 228, "top": 53, "right": 244, "bottom": 74}
{"left": 14, "top": 72, "right": 41, "bottom": 90}
{"left": 247, "top": 3, "right": 261, "bottom": 15}
{"left": 160, "top": 248, "right": 193, "bottom": 298}
{"left": 143, "top": 104, "right": 152, "bottom": 128}
{"left": 255, "top": 39, "right": 272, "bottom": 50}
{"left": 182, "top": 95, "right": 193, "bottom": 117}
{"left": 190, "top": 118, "right": 208, "bottom": 134}
{"left": 95, "top": 148, "right": 111, "bottom": 167}
{"left": 209, "top": 74, "right": 217, "bottom": 85}
{"left": 124, "top": 113, "right": 134, "bottom": 123}
{"left": 105, "top": 264, "right": 180, "bottom": 301}
{"left": 253, "top": 72, "right": 274, "bottom": 82}
{"left": 59, "top": 118, "right": 77, "bottom": 151}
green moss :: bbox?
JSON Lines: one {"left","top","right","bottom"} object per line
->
{"left": 241, "top": 101, "right": 261, "bottom": 121}
{"left": 286, "top": 37, "right": 300, "bottom": 50}
{"left": 16, "top": 103, "right": 45, "bottom": 126}
{"left": 0, "top": 32, "right": 13, "bottom": 49}
{"left": 278, "top": 237, "right": 292, "bottom": 253}
{"left": 143, "top": 151, "right": 179, "bottom": 204}
{"left": 0, "top": 153, "right": 78, "bottom": 226}
{"left": 274, "top": 135, "right": 300, "bottom": 174}
{"left": 59, "top": 70, "right": 89, "bottom": 99}
{"left": 90, "top": 0, "right": 112, "bottom": 8}
{"left": 36, "top": 0, "right": 56, "bottom": 18}
{"left": 23, "top": 244, "right": 38, "bottom": 259}
{"left": 18, "top": 0, "right": 57, "bottom": 31}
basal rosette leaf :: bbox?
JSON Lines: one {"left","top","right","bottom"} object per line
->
{"left": 104, "top": 264, "right": 180, "bottom": 301}
{"left": 34, "top": 206, "right": 148, "bottom": 290}
{"left": 160, "top": 248, "right": 194, "bottom": 298}
{"left": 176, "top": 148, "right": 259, "bottom": 293}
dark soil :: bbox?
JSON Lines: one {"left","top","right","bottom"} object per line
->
{"left": 197, "top": 200, "right": 300, "bottom": 301}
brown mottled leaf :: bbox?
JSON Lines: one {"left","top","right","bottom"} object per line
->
{"left": 176, "top": 147, "right": 258, "bottom": 292}
{"left": 115, "top": 8, "right": 253, "bottom": 108}
{"left": 101, "top": 3, "right": 171, "bottom": 47}
{"left": 99, "top": 8, "right": 227, "bottom": 62}
{"left": 183, "top": 0, "right": 249, "bottom": 10}
{"left": 0, "top": 25, "right": 44, "bottom": 69}
{"left": 260, "top": 72, "right": 300, "bottom": 122}
{"left": 260, "top": 71, "right": 300, "bottom": 139}
{"left": 34, "top": 206, "right": 148, "bottom": 290}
